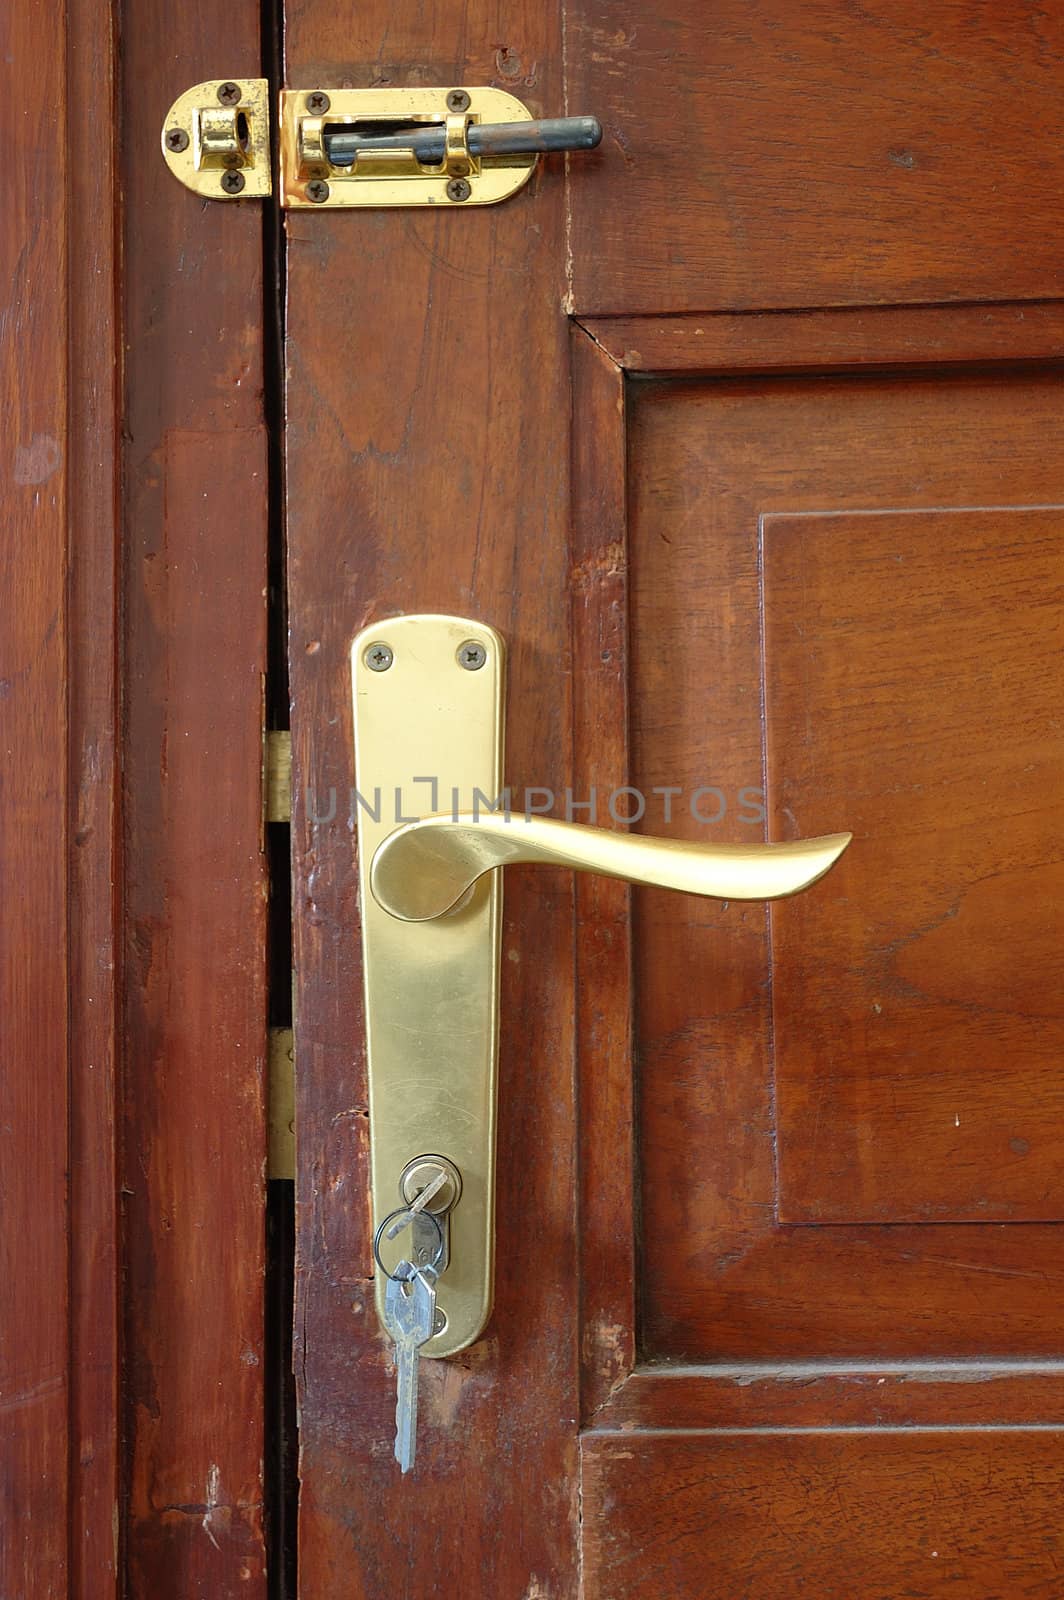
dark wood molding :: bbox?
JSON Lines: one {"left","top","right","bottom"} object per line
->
{"left": 578, "top": 302, "right": 1064, "bottom": 376}
{"left": 587, "top": 1363, "right": 1064, "bottom": 1433}
{"left": 569, "top": 326, "right": 638, "bottom": 1421}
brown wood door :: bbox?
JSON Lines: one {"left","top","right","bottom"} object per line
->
{"left": 285, "top": 4, "right": 1064, "bottom": 1596}
{"left": 9, "top": 3, "right": 1064, "bottom": 1597}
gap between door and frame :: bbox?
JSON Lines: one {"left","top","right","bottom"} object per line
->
{"left": 262, "top": 0, "right": 299, "bottom": 1590}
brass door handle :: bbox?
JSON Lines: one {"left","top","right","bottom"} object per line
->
{"left": 371, "top": 813, "right": 851, "bottom": 922}
{"left": 351, "top": 614, "right": 850, "bottom": 1363}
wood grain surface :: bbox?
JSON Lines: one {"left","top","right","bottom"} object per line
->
{"left": 121, "top": 8, "right": 270, "bottom": 1592}
{"left": 283, "top": 5, "right": 582, "bottom": 1594}
{"left": 765, "top": 506, "right": 1063, "bottom": 1223}
{"left": 67, "top": 0, "right": 122, "bottom": 1589}
{"left": 582, "top": 1431, "right": 1064, "bottom": 1598}
{"left": 3, "top": 0, "right": 123, "bottom": 1592}
{"left": 1, "top": 2, "right": 75, "bottom": 1590}
{"left": 567, "top": 0, "right": 1064, "bottom": 315}
{"left": 628, "top": 368, "right": 1064, "bottom": 1362}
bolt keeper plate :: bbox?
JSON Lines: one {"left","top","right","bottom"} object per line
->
{"left": 160, "top": 79, "right": 272, "bottom": 199}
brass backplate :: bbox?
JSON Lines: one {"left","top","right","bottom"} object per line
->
{"left": 160, "top": 79, "right": 272, "bottom": 200}
{"left": 351, "top": 615, "right": 504, "bottom": 1356}
{"left": 281, "top": 86, "right": 535, "bottom": 208}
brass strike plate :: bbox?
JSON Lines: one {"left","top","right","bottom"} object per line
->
{"left": 160, "top": 79, "right": 272, "bottom": 199}
{"left": 351, "top": 615, "right": 504, "bottom": 1357}
{"left": 281, "top": 87, "right": 536, "bottom": 208}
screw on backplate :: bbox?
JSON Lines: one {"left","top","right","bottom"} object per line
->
{"left": 364, "top": 642, "right": 394, "bottom": 672}
{"left": 306, "top": 91, "right": 331, "bottom": 113}
{"left": 432, "top": 1309, "right": 447, "bottom": 1336}
{"left": 306, "top": 179, "right": 330, "bottom": 203}
{"left": 220, "top": 170, "right": 246, "bottom": 195}
{"left": 457, "top": 640, "right": 487, "bottom": 671}
{"left": 165, "top": 128, "right": 189, "bottom": 152}
{"left": 217, "top": 81, "right": 241, "bottom": 106}
{"left": 446, "top": 178, "right": 472, "bottom": 202}
{"left": 446, "top": 89, "right": 471, "bottom": 112}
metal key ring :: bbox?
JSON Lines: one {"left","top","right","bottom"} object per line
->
{"left": 372, "top": 1205, "right": 445, "bottom": 1282}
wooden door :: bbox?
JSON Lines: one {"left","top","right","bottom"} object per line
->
{"left": 3, "top": 0, "right": 274, "bottom": 1594}
{"left": 8, "top": 3, "right": 1064, "bottom": 1598}
{"left": 285, "top": 4, "right": 1064, "bottom": 1596}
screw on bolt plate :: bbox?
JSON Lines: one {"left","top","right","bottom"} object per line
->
{"left": 217, "top": 81, "right": 241, "bottom": 105}
{"left": 165, "top": 128, "right": 189, "bottom": 152}
{"left": 220, "top": 170, "right": 246, "bottom": 195}
{"left": 306, "top": 179, "right": 330, "bottom": 203}
{"left": 364, "top": 642, "right": 394, "bottom": 672}
{"left": 457, "top": 640, "right": 487, "bottom": 671}
{"left": 306, "top": 91, "right": 331, "bottom": 113}
{"left": 446, "top": 178, "right": 472, "bottom": 202}
{"left": 446, "top": 89, "right": 471, "bottom": 112}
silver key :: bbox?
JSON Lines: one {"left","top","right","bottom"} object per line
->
{"left": 383, "top": 1262, "right": 437, "bottom": 1473}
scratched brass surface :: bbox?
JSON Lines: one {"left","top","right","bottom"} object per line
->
{"left": 352, "top": 615, "right": 504, "bottom": 1357}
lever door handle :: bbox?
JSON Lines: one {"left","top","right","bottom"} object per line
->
{"left": 371, "top": 812, "right": 851, "bottom": 922}
{"left": 351, "top": 614, "right": 850, "bottom": 1361}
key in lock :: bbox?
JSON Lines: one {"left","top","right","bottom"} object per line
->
{"left": 375, "top": 1157, "right": 462, "bottom": 1471}
{"left": 396, "top": 1154, "right": 462, "bottom": 1284}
